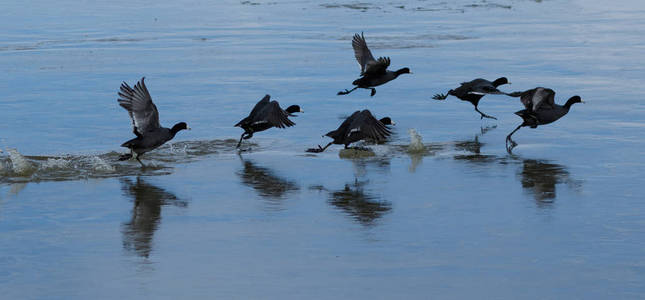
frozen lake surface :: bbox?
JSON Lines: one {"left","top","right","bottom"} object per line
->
{"left": 1, "top": 0, "right": 645, "bottom": 298}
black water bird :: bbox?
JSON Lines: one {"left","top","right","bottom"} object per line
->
{"left": 118, "top": 77, "right": 190, "bottom": 167}
{"left": 337, "top": 33, "right": 411, "bottom": 97}
{"left": 432, "top": 77, "right": 510, "bottom": 119}
{"left": 235, "top": 94, "right": 303, "bottom": 148}
{"left": 307, "top": 110, "right": 392, "bottom": 153}
{"left": 505, "top": 87, "right": 584, "bottom": 152}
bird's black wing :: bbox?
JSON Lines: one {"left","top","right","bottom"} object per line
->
{"left": 325, "top": 111, "right": 361, "bottom": 140}
{"left": 249, "top": 94, "right": 271, "bottom": 119}
{"left": 363, "top": 57, "right": 390, "bottom": 76}
{"left": 352, "top": 32, "right": 379, "bottom": 75}
{"left": 253, "top": 100, "right": 295, "bottom": 129}
{"left": 236, "top": 94, "right": 271, "bottom": 126}
{"left": 347, "top": 110, "right": 391, "bottom": 142}
{"left": 467, "top": 79, "right": 504, "bottom": 95}
{"left": 118, "top": 77, "right": 160, "bottom": 135}
{"left": 520, "top": 87, "right": 555, "bottom": 112}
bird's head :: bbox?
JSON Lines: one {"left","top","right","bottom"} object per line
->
{"left": 285, "top": 105, "right": 304, "bottom": 115}
{"left": 171, "top": 122, "right": 191, "bottom": 134}
{"left": 396, "top": 67, "right": 411, "bottom": 75}
{"left": 565, "top": 95, "right": 584, "bottom": 109}
{"left": 492, "top": 77, "right": 510, "bottom": 87}
{"left": 379, "top": 117, "right": 395, "bottom": 126}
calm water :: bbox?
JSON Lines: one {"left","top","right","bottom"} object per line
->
{"left": 1, "top": 0, "right": 645, "bottom": 298}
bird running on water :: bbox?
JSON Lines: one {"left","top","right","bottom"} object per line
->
{"left": 117, "top": 77, "right": 190, "bottom": 167}
{"left": 307, "top": 110, "right": 393, "bottom": 153}
{"left": 505, "top": 87, "right": 584, "bottom": 152}
{"left": 235, "top": 94, "right": 303, "bottom": 148}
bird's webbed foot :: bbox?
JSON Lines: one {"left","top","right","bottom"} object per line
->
{"left": 338, "top": 88, "right": 355, "bottom": 95}
{"left": 505, "top": 137, "right": 518, "bottom": 153}
{"left": 432, "top": 93, "right": 448, "bottom": 100}
{"left": 306, "top": 145, "right": 325, "bottom": 153}
{"left": 480, "top": 113, "right": 498, "bottom": 120}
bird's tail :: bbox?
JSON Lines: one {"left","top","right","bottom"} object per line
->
{"left": 119, "top": 153, "right": 133, "bottom": 161}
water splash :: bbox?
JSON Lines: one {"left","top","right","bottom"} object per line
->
{"left": 407, "top": 129, "right": 426, "bottom": 153}
{"left": 41, "top": 158, "right": 72, "bottom": 170}
{"left": 0, "top": 139, "right": 239, "bottom": 185}
{"left": 87, "top": 156, "right": 116, "bottom": 172}
{"left": 7, "top": 149, "right": 35, "bottom": 176}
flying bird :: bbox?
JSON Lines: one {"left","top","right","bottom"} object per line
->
{"left": 432, "top": 77, "right": 511, "bottom": 120}
{"left": 338, "top": 33, "right": 411, "bottom": 97}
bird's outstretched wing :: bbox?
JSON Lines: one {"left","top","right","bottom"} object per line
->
{"left": 352, "top": 32, "right": 382, "bottom": 75}
{"left": 254, "top": 101, "right": 295, "bottom": 128}
{"left": 364, "top": 57, "right": 390, "bottom": 76}
{"left": 249, "top": 94, "right": 271, "bottom": 119}
{"left": 118, "top": 77, "right": 161, "bottom": 135}
{"left": 347, "top": 110, "right": 391, "bottom": 141}
{"left": 325, "top": 111, "right": 361, "bottom": 140}
{"left": 236, "top": 94, "right": 271, "bottom": 127}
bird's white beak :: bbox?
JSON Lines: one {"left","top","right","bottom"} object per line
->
{"left": 580, "top": 100, "right": 586, "bottom": 103}
{"left": 187, "top": 126, "right": 192, "bottom": 130}
{"left": 300, "top": 109, "right": 304, "bottom": 113}
{"left": 391, "top": 120, "right": 396, "bottom": 125}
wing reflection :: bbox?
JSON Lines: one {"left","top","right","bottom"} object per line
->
{"left": 237, "top": 158, "right": 299, "bottom": 206}
{"left": 328, "top": 180, "right": 391, "bottom": 226}
{"left": 120, "top": 177, "right": 187, "bottom": 258}
{"left": 518, "top": 159, "right": 573, "bottom": 205}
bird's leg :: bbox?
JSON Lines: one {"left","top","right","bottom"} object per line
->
{"left": 306, "top": 142, "right": 333, "bottom": 153}
{"left": 236, "top": 133, "right": 245, "bottom": 148}
{"left": 337, "top": 87, "right": 358, "bottom": 96}
{"left": 134, "top": 153, "right": 146, "bottom": 168}
{"left": 505, "top": 124, "right": 522, "bottom": 153}
{"left": 475, "top": 106, "right": 497, "bottom": 120}
{"left": 370, "top": 88, "right": 376, "bottom": 97}
{"left": 237, "top": 132, "right": 252, "bottom": 148}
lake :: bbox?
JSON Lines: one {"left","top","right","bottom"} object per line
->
{"left": 1, "top": 0, "right": 645, "bottom": 298}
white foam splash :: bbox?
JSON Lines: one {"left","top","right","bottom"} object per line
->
{"left": 407, "top": 129, "right": 425, "bottom": 153}
{"left": 41, "top": 158, "right": 71, "bottom": 170}
{"left": 169, "top": 142, "right": 188, "bottom": 154}
{"left": 87, "top": 156, "right": 115, "bottom": 172}
{"left": 7, "top": 149, "right": 34, "bottom": 176}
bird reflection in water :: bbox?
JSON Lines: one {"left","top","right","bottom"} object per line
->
{"left": 518, "top": 159, "right": 577, "bottom": 206}
{"left": 120, "top": 177, "right": 187, "bottom": 258}
{"left": 311, "top": 179, "right": 391, "bottom": 226}
{"left": 453, "top": 125, "right": 497, "bottom": 163}
{"left": 237, "top": 158, "right": 299, "bottom": 209}
{"left": 330, "top": 180, "right": 391, "bottom": 226}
